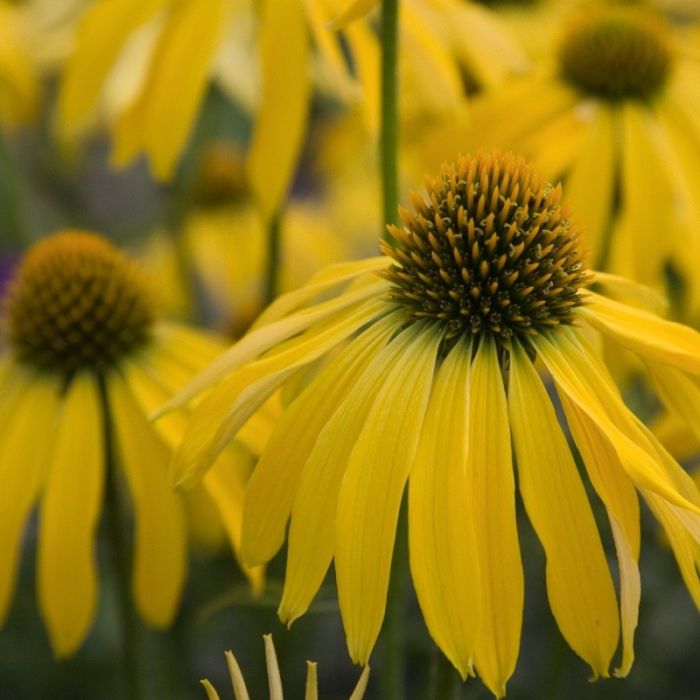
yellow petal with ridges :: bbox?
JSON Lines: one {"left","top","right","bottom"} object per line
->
{"left": 243, "top": 313, "right": 396, "bottom": 567}
{"left": 509, "top": 343, "right": 619, "bottom": 678}
{"left": 0, "top": 372, "right": 60, "bottom": 624}
{"left": 279, "top": 317, "right": 416, "bottom": 624}
{"left": 336, "top": 322, "right": 442, "bottom": 664}
{"left": 108, "top": 372, "right": 187, "bottom": 627}
{"left": 38, "top": 373, "right": 104, "bottom": 657}
{"left": 409, "top": 337, "right": 479, "bottom": 678}
{"left": 247, "top": 0, "right": 310, "bottom": 220}
{"left": 467, "top": 336, "right": 523, "bottom": 698}
{"left": 560, "top": 397, "right": 640, "bottom": 677}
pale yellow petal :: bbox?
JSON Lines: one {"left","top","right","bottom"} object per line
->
{"left": 508, "top": 343, "right": 619, "bottom": 678}
{"left": 225, "top": 649, "right": 251, "bottom": 700}
{"left": 263, "top": 634, "right": 284, "bottom": 700}
{"left": 38, "top": 373, "right": 104, "bottom": 657}
{"left": 279, "top": 318, "right": 418, "bottom": 624}
{"left": 200, "top": 679, "right": 221, "bottom": 700}
{"left": 408, "top": 337, "right": 479, "bottom": 678}
{"left": 467, "top": 336, "right": 523, "bottom": 698}
{"left": 305, "top": 661, "right": 318, "bottom": 700}
{"left": 648, "top": 363, "right": 700, "bottom": 445}
{"left": 247, "top": 0, "right": 310, "bottom": 219}
{"left": 345, "top": 23, "right": 379, "bottom": 135}
{"left": 350, "top": 666, "right": 370, "bottom": 700}
{"left": 329, "top": 0, "right": 379, "bottom": 28}
{"left": 0, "top": 372, "right": 61, "bottom": 623}
{"left": 565, "top": 104, "right": 617, "bottom": 264}
{"left": 171, "top": 299, "right": 387, "bottom": 489}
{"left": 243, "top": 313, "right": 396, "bottom": 566}
{"left": 336, "top": 322, "right": 442, "bottom": 664}
{"left": 108, "top": 371, "right": 187, "bottom": 628}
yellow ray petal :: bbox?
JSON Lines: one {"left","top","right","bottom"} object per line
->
{"left": 336, "top": 322, "right": 442, "bottom": 664}
{"left": 200, "top": 679, "right": 221, "bottom": 700}
{"left": 263, "top": 634, "right": 284, "bottom": 700}
{"left": 243, "top": 313, "right": 396, "bottom": 567}
{"left": 345, "top": 23, "right": 380, "bottom": 135}
{"left": 560, "top": 397, "right": 640, "bottom": 677}
{"left": 156, "top": 276, "right": 389, "bottom": 416}
{"left": 328, "top": 0, "right": 379, "bottom": 28}
{"left": 534, "top": 329, "right": 700, "bottom": 514}
{"left": 305, "top": 661, "right": 318, "bottom": 700}
{"left": 108, "top": 372, "right": 187, "bottom": 627}
{"left": 409, "top": 337, "right": 479, "bottom": 678}
{"left": 203, "top": 449, "right": 265, "bottom": 594}
{"left": 350, "top": 666, "right": 370, "bottom": 699}
{"left": 508, "top": 343, "right": 619, "bottom": 678}
{"left": 0, "top": 372, "right": 60, "bottom": 623}
{"left": 225, "top": 649, "right": 251, "bottom": 700}
{"left": 171, "top": 299, "right": 387, "bottom": 489}
{"left": 648, "top": 361, "right": 700, "bottom": 445}
{"left": 565, "top": 104, "right": 617, "bottom": 265}
{"left": 38, "top": 373, "right": 104, "bottom": 657}
{"left": 590, "top": 272, "right": 668, "bottom": 315}
{"left": 467, "top": 336, "right": 523, "bottom": 698}
{"left": 580, "top": 290, "right": 700, "bottom": 378}
{"left": 247, "top": 0, "right": 310, "bottom": 219}
{"left": 279, "top": 318, "right": 417, "bottom": 624}
{"left": 57, "top": 0, "right": 166, "bottom": 131}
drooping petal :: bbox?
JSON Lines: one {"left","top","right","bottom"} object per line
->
{"left": 38, "top": 373, "right": 104, "bottom": 657}
{"left": 335, "top": 322, "right": 442, "bottom": 664}
{"left": 508, "top": 343, "right": 619, "bottom": 678}
{"left": 242, "top": 313, "right": 396, "bottom": 566}
{"left": 279, "top": 318, "right": 416, "bottom": 624}
{"left": 467, "top": 336, "right": 523, "bottom": 698}
{"left": 408, "top": 337, "right": 479, "bottom": 678}
{"left": 171, "top": 299, "right": 387, "bottom": 488}
{"left": 560, "top": 396, "right": 641, "bottom": 677}
{"left": 247, "top": 0, "right": 310, "bottom": 220}
{"left": 578, "top": 292, "right": 700, "bottom": 375}
{"left": 108, "top": 371, "right": 187, "bottom": 628}
{"left": 156, "top": 275, "right": 389, "bottom": 416}
{"left": 0, "top": 372, "right": 60, "bottom": 623}
{"left": 647, "top": 363, "right": 700, "bottom": 444}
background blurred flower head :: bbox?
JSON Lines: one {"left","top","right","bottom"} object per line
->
{"left": 419, "top": 3, "right": 700, "bottom": 320}
{"left": 0, "top": 230, "right": 271, "bottom": 657}
{"left": 162, "top": 152, "right": 700, "bottom": 697}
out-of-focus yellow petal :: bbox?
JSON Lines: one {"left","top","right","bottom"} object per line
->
{"left": 409, "top": 337, "right": 479, "bottom": 678}
{"left": 305, "top": 661, "right": 319, "bottom": 700}
{"left": 58, "top": 0, "right": 166, "bottom": 131}
{"left": 580, "top": 291, "right": 700, "bottom": 375}
{"left": 328, "top": 0, "right": 379, "bottom": 28}
{"left": 565, "top": 104, "right": 617, "bottom": 263}
{"left": 649, "top": 364, "right": 700, "bottom": 444}
{"left": 345, "top": 23, "right": 379, "bottom": 134}
{"left": 335, "top": 322, "right": 441, "bottom": 665}
{"left": 243, "top": 313, "right": 395, "bottom": 567}
{"left": 467, "top": 336, "right": 523, "bottom": 698}
{"left": 0, "top": 372, "right": 60, "bottom": 623}
{"left": 38, "top": 373, "right": 104, "bottom": 657}
{"left": 108, "top": 371, "right": 187, "bottom": 628}
{"left": 508, "top": 343, "right": 619, "bottom": 679}
{"left": 113, "top": 0, "right": 230, "bottom": 178}
{"left": 278, "top": 317, "right": 408, "bottom": 623}
{"left": 247, "top": 0, "right": 310, "bottom": 219}
{"left": 561, "top": 397, "right": 641, "bottom": 677}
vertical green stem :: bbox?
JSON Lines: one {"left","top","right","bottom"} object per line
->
{"left": 262, "top": 210, "right": 282, "bottom": 307}
{"left": 0, "top": 131, "right": 30, "bottom": 246}
{"left": 429, "top": 653, "right": 462, "bottom": 700}
{"left": 381, "top": 497, "right": 408, "bottom": 700}
{"left": 98, "top": 377, "right": 145, "bottom": 700}
{"left": 381, "top": 0, "right": 400, "bottom": 234}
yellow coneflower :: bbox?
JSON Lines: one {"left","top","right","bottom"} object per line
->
{"left": 420, "top": 5, "right": 700, "bottom": 317}
{"left": 0, "top": 231, "right": 270, "bottom": 658}
{"left": 201, "top": 634, "right": 369, "bottom": 700}
{"left": 56, "top": 0, "right": 525, "bottom": 218}
{"left": 162, "top": 152, "right": 700, "bottom": 697}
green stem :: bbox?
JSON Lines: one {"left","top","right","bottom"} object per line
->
{"left": 381, "top": 497, "right": 408, "bottom": 700}
{"left": 430, "top": 653, "right": 462, "bottom": 700}
{"left": 262, "top": 210, "right": 282, "bottom": 307}
{"left": 98, "top": 377, "right": 145, "bottom": 700}
{"left": 381, "top": 0, "right": 400, "bottom": 235}
{"left": 0, "top": 131, "right": 30, "bottom": 246}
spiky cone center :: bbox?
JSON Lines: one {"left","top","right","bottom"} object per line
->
{"left": 4, "top": 231, "right": 155, "bottom": 377}
{"left": 381, "top": 152, "right": 587, "bottom": 350}
{"left": 559, "top": 8, "right": 673, "bottom": 101}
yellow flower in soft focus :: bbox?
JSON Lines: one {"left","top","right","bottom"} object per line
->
{"left": 0, "top": 1, "right": 39, "bottom": 128}
{"left": 137, "top": 140, "right": 375, "bottom": 332}
{"left": 161, "top": 152, "right": 700, "bottom": 696}
{"left": 57, "top": 0, "right": 525, "bottom": 219}
{"left": 201, "top": 634, "right": 370, "bottom": 700}
{"left": 421, "top": 5, "right": 700, "bottom": 317}
{"left": 0, "top": 231, "right": 272, "bottom": 658}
